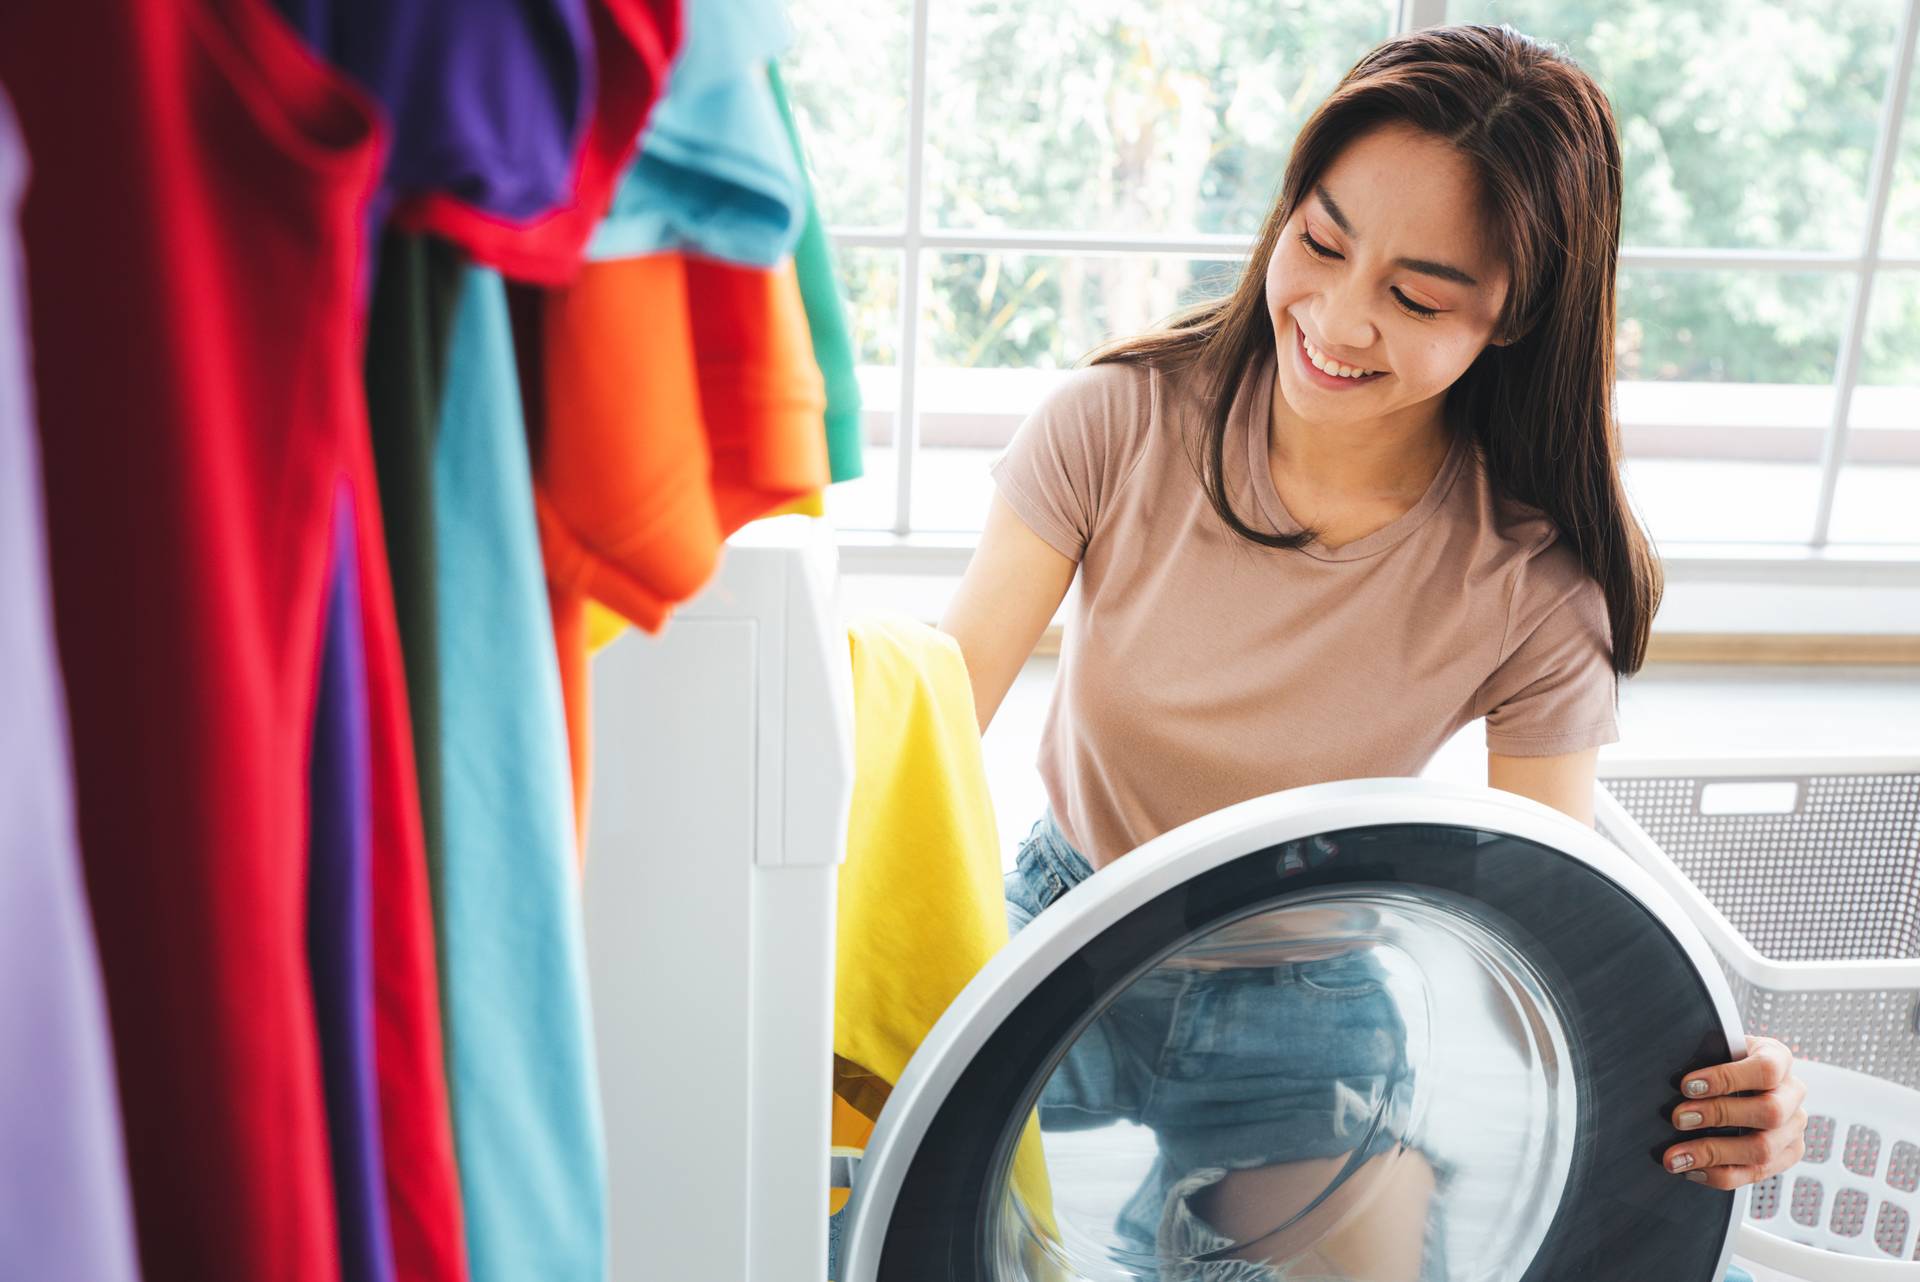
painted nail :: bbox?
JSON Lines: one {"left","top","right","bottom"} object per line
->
{"left": 1685, "top": 1079, "right": 1711, "bottom": 1098}
{"left": 1670, "top": 1152, "right": 1696, "bottom": 1172}
{"left": 1685, "top": 1172, "right": 1708, "bottom": 1183}
{"left": 1678, "top": 1111, "right": 1703, "bottom": 1129}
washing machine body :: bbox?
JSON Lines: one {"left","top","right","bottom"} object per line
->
{"left": 842, "top": 779, "right": 1750, "bottom": 1282}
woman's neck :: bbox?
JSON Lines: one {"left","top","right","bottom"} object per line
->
{"left": 1266, "top": 371, "right": 1453, "bottom": 506}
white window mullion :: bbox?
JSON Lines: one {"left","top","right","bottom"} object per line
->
{"left": 893, "top": 0, "right": 934, "bottom": 537}
{"left": 1811, "top": 0, "right": 1920, "bottom": 546}
{"left": 1401, "top": 0, "right": 1450, "bottom": 31}
{"left": 831, "top": 227, "right": 1868, "bottom": 275}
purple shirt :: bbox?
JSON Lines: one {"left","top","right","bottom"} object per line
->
{"left": 307, "top": 484, "right": 395, "bottom": 1282}
{"left": 275, "top": 0, "right": 595, "bottom": 225}
{"left": 0, "top": 86, "right": 142, "bottom": 1282}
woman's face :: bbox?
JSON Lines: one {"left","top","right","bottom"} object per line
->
{"left": 1264, "top": 121, "right": 1512, "bottom": 432}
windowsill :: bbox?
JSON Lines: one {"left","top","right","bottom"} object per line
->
{"left": 834, "top": 530, "right": 1920, "bottom": 581}
{"left": 832, "top": 533, "right": 1920, "bottom": 645}
{"left": 832, "top": 365, "right": 1920, "bottom": 544}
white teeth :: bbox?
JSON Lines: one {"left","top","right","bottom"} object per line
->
{"left": 1302, "top": 331, "right": 1378, "bottom": 378}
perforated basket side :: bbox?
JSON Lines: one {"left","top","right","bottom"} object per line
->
{"left": 1721, "top": 967, "right": 1920, "bottom": 1092}
{"left": 1601, "top": 771, "right": 1920, "bottom": 964}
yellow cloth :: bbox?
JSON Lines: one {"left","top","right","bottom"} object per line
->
{"left": 584, "top": 600, "right": 629, "bottom": 654}
{"left": 836, "top": 611, "right": 1056, "bottom": 1256}
{"left": 766, "top": 491, "right": 825, "bottom": 519}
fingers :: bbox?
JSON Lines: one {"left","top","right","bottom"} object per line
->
{"left": 1672, "top": 1072, "right": 1808, "bottom": 1132}
{"left": 1678, "top": 1163, "right": 1770, "bottom": 1192}
{"left": 1679, "top": 1037, "right": 1792, "bottom": 1100}
{"left": 1665, "top": 1113, "right": 1807, "bottom": 1186}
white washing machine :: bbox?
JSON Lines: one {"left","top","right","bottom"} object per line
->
{"left": 839, "top": 781, "right": 1752, "bottom": 1281}
{"left": 582, "top": 515, "right": 1760, "bottom": 1281}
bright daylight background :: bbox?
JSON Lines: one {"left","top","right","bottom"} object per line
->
{"left": 779, "top": 0, "right": 1920, "bottom": 576}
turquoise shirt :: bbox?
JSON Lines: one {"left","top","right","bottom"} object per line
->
{"left": 434, "top": 266, "right": 606, "bottom": 1279}
{"left": 588, "top": 0, "right": 805, "bottom": 265}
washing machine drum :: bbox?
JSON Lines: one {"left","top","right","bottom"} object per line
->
{"left": 840, "top": 780, "right": 1745, "bottom": 1282}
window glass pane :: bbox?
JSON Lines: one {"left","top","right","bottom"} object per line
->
{"left": 1455, "top": 0, "right": 1903, "bottom": 251}
{"left": 1831, "top": 271, "right": 1920, "bottom": 543}
{"left": 1618, "top": 270, "right": 1849, "bottom": 385}
{"left": 1882, "top": 53, "right": 1920, "bottom": 255}
{"left": 911, "top": 251, "right": 1244, "bottom": 532}
{"left": 922, "top": 2, "right": 1395, "bottom": 236}
{"left": 1615, "top": 269, "right": 1850, "bottom": 544}
{"left": 823, "top": 248, "right": 904, "bottom": 532}
{"left": 784, "top": 0, "right": 910, "bottom": 229}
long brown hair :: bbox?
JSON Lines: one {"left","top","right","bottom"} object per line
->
{"left": 1085, "top": 23, "right": 1661, "bottom": 675}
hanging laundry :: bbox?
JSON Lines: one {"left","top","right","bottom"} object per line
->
{"left": 831, "top": 611, "right": 1055, "bottom": 1279}
{"left": 396, "top": 0, "right": 685, "bottom": 284}
{"left": 363, "top": 232, "right": 467, "bottom": 931}
{"left": 275, "top": 0, "right": 683, "bottom": 285}
{"left": 0, "top": 3, "right": 466, "bottom": 1278}
{"left": 0, "top": 85, "right": 142, "bottom": 1282}
{"left": 588, "top": 0, "right": 805, "bottom": 266}
{"left": 768, "top": 60, "right": 865, "bottom": 484}
{"left": 270, "top": 0, "right": 595, "bottom": 231}
{"left": 431, "top": 265, "right": 607, "bottom": 1281}
{"left": 534, "top": 251, "right": 830, "bottom": 833}
{"left": 308, "top": 485, "right": 396, "bottom": 1282}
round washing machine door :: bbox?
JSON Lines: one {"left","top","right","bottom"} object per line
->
{"left": 841, "top": 779, "right": 1747, "bottom": 1282}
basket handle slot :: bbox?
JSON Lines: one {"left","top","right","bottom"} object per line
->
{"left": 1696, "top": 780, "right": 1804, "bottom": 816}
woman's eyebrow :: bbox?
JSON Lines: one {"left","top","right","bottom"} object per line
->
{"left": 1313, "top": 183, "right": 1482, "bottom": 288}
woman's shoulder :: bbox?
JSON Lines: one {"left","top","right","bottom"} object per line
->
{"left": 1016, "top": 356, "right": 1164, "bottom": 466}
{"left": 1454, "top": 446, "right": 1572, "bottom": 559}
{"left": 1035, "top": 356, "right": 1160, "bottom": 424}
{"left": 1454, "top": 445, "right": 1602, "bottom": 611}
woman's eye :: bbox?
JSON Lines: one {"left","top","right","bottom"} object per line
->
{"left": 1296, "top": 229, "right": 1443, "bottom": 320}
{"left": 1393, "top": 289, "right": 1441, "bottom": 319}
{"left": 1297, "top": 229, "right": 1337, "bottom": 260}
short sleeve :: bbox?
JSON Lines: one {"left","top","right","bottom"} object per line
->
{"left": 1475, "top": 542, "right": 1621, "bottom": 757}
{"left": 987, "top": 362, "right": 1151, "bottom": 562}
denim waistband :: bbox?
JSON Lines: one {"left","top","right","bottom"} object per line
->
{"left": 1020, "top": 808, "right": 1096, "bottom": 893}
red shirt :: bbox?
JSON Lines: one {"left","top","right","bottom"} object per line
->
{"left": 0, "top": 2, "right": 467, "bottom": 1277}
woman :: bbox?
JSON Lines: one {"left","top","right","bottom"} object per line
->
{"left": 939, "top": 22, "right": 1808, "bottom": 1280}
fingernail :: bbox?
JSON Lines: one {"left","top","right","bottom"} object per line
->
{"left": 1685, "top": 1171, "right": 1707, "bottom": 1183}
{"left": 1677, "top": 1111, "right": 1703, "bottom": 1130}
{"left": 1670, "top": 1152, "right": 1696, "bottom": 1172}
{"left": 1685, "top": 1079, "right": 1710, "bottom": 1098}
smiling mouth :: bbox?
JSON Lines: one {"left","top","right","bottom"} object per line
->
{"left": 1295, "top": 319, "right": 1385, "bottom": 382}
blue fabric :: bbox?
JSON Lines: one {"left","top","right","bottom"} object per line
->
{"left": 587, "top": 0, "right": 804, "bottom": 265}
{"left": 1007, "top": 812, "right": 1445, "bottom": 1277}
{"left": 432, "top": 266, "right": 606, "bottom": 1279}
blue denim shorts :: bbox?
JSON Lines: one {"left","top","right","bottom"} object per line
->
{"left": 1007, "top": 810, "right": 1445, "bottom": 1276}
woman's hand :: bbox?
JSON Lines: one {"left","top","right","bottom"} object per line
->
{"left": 1663, "top": 1036, "right": 1807, "bottom": 1189}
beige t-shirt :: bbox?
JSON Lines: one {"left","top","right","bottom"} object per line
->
{"left": 988, "top": 347, "right": 1621, "bottom": 869}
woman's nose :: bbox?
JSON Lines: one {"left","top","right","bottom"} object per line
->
{"left": 1314, "top": 278, "right": 1381, "bottom": 356}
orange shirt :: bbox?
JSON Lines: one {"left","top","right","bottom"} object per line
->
{"left": 535, "top": 252, "right": 829, "bottom": 834}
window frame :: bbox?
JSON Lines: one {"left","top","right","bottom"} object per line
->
{"left": 821, "top": 0, "right": 1920, "bottom": 574}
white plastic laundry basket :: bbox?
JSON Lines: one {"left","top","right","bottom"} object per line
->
{"left": 1595, "top": 754, "right": 1920, "bottom": 1281}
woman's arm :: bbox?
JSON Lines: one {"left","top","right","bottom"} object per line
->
{"left": 1489, "top": 748, "right": 1810, "bottom": 1187}
{"left": 1487, "top": 747, "right": 1600, "bottom": 825}
{"left": 938, "top": 492, "right": 1077, "bottom": 734}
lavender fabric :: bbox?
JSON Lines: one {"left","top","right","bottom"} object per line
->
{"left": 0, "top": 86, "right": 142, "bottom": 1282}
{"left": 306, "top": 484, "right": 395, "bottom": 1282}
{"left": 274, "top": 0, "right": 594, "bottom": 224}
